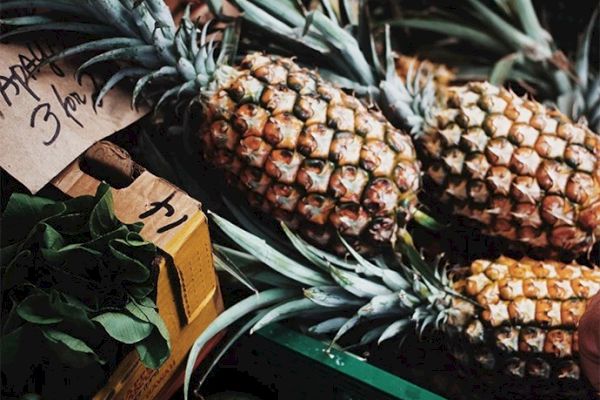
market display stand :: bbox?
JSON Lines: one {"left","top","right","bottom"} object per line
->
{"left": 229, "top": 323, "right": 445, "bottom": 400}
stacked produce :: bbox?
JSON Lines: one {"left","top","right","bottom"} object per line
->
{"left": 1, "top": 0, "right": 598, "bottom": 399}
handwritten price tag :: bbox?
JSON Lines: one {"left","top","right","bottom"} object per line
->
{"left": 0, "top": 40, "right": 146, "bottom": 193}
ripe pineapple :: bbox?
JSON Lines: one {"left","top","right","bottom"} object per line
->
{"left": 0, "top": 1, "right": 422, "bottom": 252}
{"left": 201, "top": 53, "right": 421, "bottom": 251}
{"left": 382, "top": 78, "right": 600, "bottom": 258}
{"left": 381, "top": 1, "right": 600, "bottom": 259}
{"left": 191, "top": 216, "right": 600, "bottom": 399}
{"left": 451, "top": 256, "right": 600, "bottom": 387}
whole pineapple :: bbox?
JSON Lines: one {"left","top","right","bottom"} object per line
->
{"left": 0, "top": 1, "right": 421, "bottom": 252}
{"left": 424, "top": 81, "right": 599, "bottom": 255}
{"left": 380, "top": 0, "right": 600, "bottom": 259}
{"left": 383, "top": 76, "right": 600, "bottom": 259}
{"left": 200, "top": 53, "right": 420, "bottom": 251}
{"left": 192, "top": 216, "right": 600, "bottom": 399}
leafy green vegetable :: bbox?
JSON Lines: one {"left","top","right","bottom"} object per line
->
{"left": 93, "top": 312, "right": 153, "bottom": 344}
{"left": 1, "top": 184, "right": 169, "bottom": 399}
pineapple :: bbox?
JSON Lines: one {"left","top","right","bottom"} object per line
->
{"left": 188, "top": 215, "right": 600, "bottom": 399}
{"left": 410, "top": 81, "right": 600, "bottom": 257}
{"left": 0, "top": 1, "right": 422, "bottom": 252}
{"left": 226, "top": 0, "right": 600, "bottom": 259}
{"left": 451, "top": 256, "right": 600, "bottom": 386}
{"left": 201, "top": 52, "right": 421, "bottom": 251}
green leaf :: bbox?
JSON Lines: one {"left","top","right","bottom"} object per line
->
{"left": 0, "top": 325, "right": 26, "bottom": 365}
{"left": 308, "top": 317, "right": 349, "bottom": 335}
{"left": 50, "top": 291, "right": 97, "bottom": 333}
{"left": 42, "top": 329, "right": 104, "bottom": 367}
{"left": 126, "top": 300, "right": 169, "bottom": 342}
{"left": 387, "top": 18, "right": 508, "bottom": 53}
{"left": 16, "top": 293, "right": 63, "bottom": 325}
{"left": 108, "top": 239, "right": 152, "bottom": 283}
{"left": 92, "top": 312, "right": 153, "bottom": 344}
{"left": 184, "top": 288, "right": 297, "bottom": 400}
{"left": 250, "top": 298, "right": 325, "bottom": 334}
{"left": 328, "top": 265, "right": 392, "bottom": 298}
{"left": 38, "top": 223, "right": 66, "bottom": 250}
{"left": 135, "top": 327, "right": 171, "bottom": 369}
{"left": 213, "top": 250, "right": 258, "bottom": 294}
{"left": 280, "top": 223, "right": 330, "bottom": 271}
{"left": 44, "top": 212, "right": 91, "bottom": 236}
{"left": 19, "top": 394, "right": 42, "bottom": 400}
{"left": 464, "top": 0, "right": 550, "bottom": 60}
{"left": 303, "top": 286, "right": 363, "bottom": 308}
{"left": 338, "top": 235, "right": 382, "bottom": 277}
{"left": 0, "top": 1, "right": 86, "bottom": 15}
{"left": 84, "top": 225, "right": 130, "bottom": 251}
{"left": 41, "top": 244, "right": 102, "bottom": 274}
{"left": 210, "top": 212, "right": 331, "bottom": 287}
{"left": 357, "top": 293, "right": 402, "bottom": 317}
{"left": 0, "top": 22, "right": 115, "bottom": 41}
{"left": 412, "top": 210, "right": 448, "bottom": 231}
{"left": 77, "top": 45, "right": 161, "bottom": 80}
{"left": 378, "top": 319, "right": 411, "bottom": 344}
{"left": 575, "top": 8, "right": 598, "bottom": 91}
{"left": 1, "top": 193, "right": 56, "bottom": 245}
{"left": 95, "top": 67, "right": 150, "bottom": 107}
{"left": 195, "top": 309, "right": 271, "bottom": 389}
{"left": 489, "top": 52, "right": 523, "bottom": 86}
{"left": 126, "top": 280, "right": 155, "bottom": 300}
{"left": 89, "top": 184, "right": 120, "bottom": 238}
{"left": 2, "top": 249, "right": 33, "bottom": 290}
{"left": 0, "top": 242, "right": 21, "bottom": 267}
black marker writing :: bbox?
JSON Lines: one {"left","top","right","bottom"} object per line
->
{"left": 30, "top": 103, "right": 61, "bottom": 146}
{"left": 1, "top": 40, "right": 107, "bottom": 146}
{"left": 139, "top": 192, "right": 189, "bottom": 234}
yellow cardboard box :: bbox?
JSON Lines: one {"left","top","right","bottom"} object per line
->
{"left": 51, "top": 144, "right": 222, "bottom": 400}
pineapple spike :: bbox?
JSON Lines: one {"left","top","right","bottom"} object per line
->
{"left": 96, "top": 67, "right": 149, "bottom": 108}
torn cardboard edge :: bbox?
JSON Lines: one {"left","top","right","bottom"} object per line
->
{"left": 0, "top": 40, "right": 148, "bottom": 193}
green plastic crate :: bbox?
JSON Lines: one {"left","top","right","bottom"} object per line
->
{"left": 231, "top": 323, "right": 446, "bottom": 400}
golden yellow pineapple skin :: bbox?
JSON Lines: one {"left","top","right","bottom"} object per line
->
{"left": 420, "top": 82, "right": 600, "bottom": 256}
{"left": 451, "top": 256, "right": 600, "bottom": 385}
{"left": 199, "top": 54, "right": 421, "bottom": 252}
{"left": 395, "top": 55, "right": 455, "bottom": 89}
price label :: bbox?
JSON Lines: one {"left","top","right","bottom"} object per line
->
{"left": 0, "top": 40, "right": 146, "bottom": 193}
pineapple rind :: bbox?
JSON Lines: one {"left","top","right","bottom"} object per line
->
{"left": 452, "top": 256, "right": 600, "bottom": 386}
{"left": 201, "top": 53, "right": 422, "bottom": 251}
{"left": 421, "top": 81, "right": 600, "bottom": 256}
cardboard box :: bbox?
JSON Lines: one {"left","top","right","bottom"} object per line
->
{"left": 51, "top": 143, "right": 223, "bottom": 400}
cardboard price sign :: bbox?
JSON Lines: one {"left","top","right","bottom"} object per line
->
{"left": 0, "top": 40, "right": 146, "bottom": 193}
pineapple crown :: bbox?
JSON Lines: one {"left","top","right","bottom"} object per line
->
{"left": 214, "top": 0, "right": 383, "bottom": 96}
{"left": 386, "top": 0, "right": 600, "bottom": 131}
{"left": 0, "top": 0, "right": 238, "bottom": 110}
{"left": 183, "top": 199, "right": 475, "bottom": 399}
{"left": 212, "top": 0, "right": 446, "bottom": 136}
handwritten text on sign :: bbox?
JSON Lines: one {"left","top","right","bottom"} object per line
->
{"left": 0, "top": 40, "right": 145, "bottom": 193}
